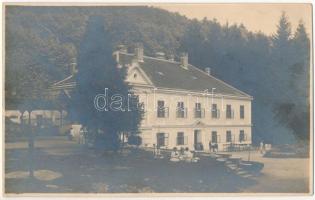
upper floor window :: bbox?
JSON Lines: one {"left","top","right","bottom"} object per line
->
{"left": 211, "top": 104, "right": 219, "bottom": 118}
{"left": 226, "top": 104, "right": 233, "bottom": 119}
{"left": 226, "top": 131, "right": 232, "bottom": 143}
{"left": 157, "top": 100, "right": 168, "bottom": 118}
{"left": 194, "top": 103, "right": 204, "bottom": 118}
{"left": 176, "top": 102, "right": 187, "bottom": 118}
{"left": 240, "top": 105, "right": 245, "bottom": 119}
{"left": 239, "top": 130, "right": 245, "bottom": 143}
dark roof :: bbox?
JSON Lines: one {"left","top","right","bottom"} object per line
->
{"left": 119, "top": 53, "right": 251, "bottom": 98}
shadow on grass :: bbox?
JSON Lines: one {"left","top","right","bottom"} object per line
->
{"left": 6, "top": 143, "right": 258, "bottom": 193}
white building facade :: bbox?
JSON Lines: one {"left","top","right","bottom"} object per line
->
{"left": 114, "top": 45, "right": 253, "bottom": 151}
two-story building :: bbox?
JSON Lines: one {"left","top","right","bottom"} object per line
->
{"left": 51, "top": 45, "right": 253, "bottom": 151}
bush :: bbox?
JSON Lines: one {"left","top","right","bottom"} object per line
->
{"left": 93, "top": 133, "right": 120, "bottom": 152}
{"left": 128, "top": 135, "right": 142, "bottom": 146}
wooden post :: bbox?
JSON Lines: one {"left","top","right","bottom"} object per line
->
{"left": 28, "top": 110, "right": 34, "bottom": 178}
{"left": 60, "top": 110, "right": 63, "bottom": 128}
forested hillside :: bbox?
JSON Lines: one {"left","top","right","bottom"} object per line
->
{"left": 5, "top": 6, "right": 310, "bottom": 144}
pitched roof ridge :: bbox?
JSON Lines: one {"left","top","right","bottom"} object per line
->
{"left": 119, "top": 51, "right": 180, "bottom": 65}
{"left": 143, "top": 55, "right": 179, "bottom": 64}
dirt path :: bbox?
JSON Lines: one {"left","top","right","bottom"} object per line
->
{"left": 227, "top": 151, "right": 310, "bottom": 193}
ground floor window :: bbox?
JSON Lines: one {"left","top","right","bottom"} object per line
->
{"left": 157, "top": 132, "right": 169, "bottom": 147}
{"left": 211, "top": 131, "right": 218, "bottom": 143}
{"left": 177, "top": 132, "right": 187, "bottom": 145}
{"left": 226, "top": 131, "right": 232, "bottom": 142}
{"left": 239, "top": 130, "right": 245, "bottom": 142}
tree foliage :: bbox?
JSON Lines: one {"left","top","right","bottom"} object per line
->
{"left": 5, "top": 6, "right": 310, "bottom": 144}
{"left": 69, "top": 15, "right": 142, "bottom": 150}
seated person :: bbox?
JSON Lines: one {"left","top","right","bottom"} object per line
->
{"left": 183, "top": 147, "right": 193, "bottom": 162}
{"left": 170, "top": 147, "right": 180, "bottom": 162}
{"left": 183, "top": 147, "right": 199, "bottom": 162}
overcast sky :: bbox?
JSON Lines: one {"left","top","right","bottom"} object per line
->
{"left": 156, "top": 3, "right": 312, "bottom": 36}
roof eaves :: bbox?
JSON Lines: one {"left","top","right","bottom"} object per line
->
{"left": 189, "top": 64, "right": 253, "bottom": 99}
{"left": 53, "top": 75, "right": 74, "bottom": 86}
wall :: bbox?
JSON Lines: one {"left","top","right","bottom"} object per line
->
{"left": 135, "top": 87, "right": 252, "bottom": 151}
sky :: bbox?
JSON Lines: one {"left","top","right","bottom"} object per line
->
{"left": 156, "top": 3, "right": 312, "bottom": 36}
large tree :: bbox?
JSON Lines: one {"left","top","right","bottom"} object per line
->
{"left": 69, "top": 15, "right": 142, "bottom": 151}
{"left": 274, "top": 20, "right": 310, "bottom": 142}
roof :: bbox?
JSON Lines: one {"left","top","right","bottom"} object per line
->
{"left": 50, "top": 74, "right": 76, "bottom": 90}
{"left": 118, "top": 52, "right": 251, "bottom": 98}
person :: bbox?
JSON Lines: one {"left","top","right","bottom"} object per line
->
{"left": 213, "top": 143, "right": 218, "bottom": 152}
{"left": 153, "top": 144, "right": 157, "bottom": 157}
{"left": 156, "top": 143, "right": 164, "bottom": 159}
{"left": 79, "top": 127, "right": 84, "bottom": 144}
{"left": 209, "top": 141, "right": 218, "bottom": 153}
{"left": 153, "top": 144, "right": 163, "bottom": 159}
{"left": 260, "top": 141, "right": 264, "bottom": 154}
{"left": 83, "top": 127, "right": 88, "bottom": 145}
{"left": 209, "top": 141, "right": 212, "bottom": 152}
{"left": 170, "top": 147, "right": 180, "bottom": 162}
{"left": 68, "top": 127, "right": 74, "bottom": 141}
{"left": 183, "top": 147, "right": 193, "bottom": 162}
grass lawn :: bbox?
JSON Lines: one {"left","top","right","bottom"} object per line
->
{"left": 5, "top": 136, "right": 256, "bottom": 193}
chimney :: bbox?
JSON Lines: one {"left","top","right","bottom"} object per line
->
{"left": 134, "top": 43, "right": 144, "bottom": 62}
{"left": 155, "top": 52, "right": 165, "bottom": 59}
{"left": 70, "top": 62, "right": 77, "bottom": 75}
{"left": 117, "top": 44, "right": 127, "bottom": 53}
{"left": 180, "top": 53, "right": 188, "bottom": 69}
{"left": 205, "top": 67, "right": 211, "bottom": 75}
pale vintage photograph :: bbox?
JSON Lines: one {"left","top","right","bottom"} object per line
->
{"left": 3, "top": 3, "right": 312, "bottom": 195}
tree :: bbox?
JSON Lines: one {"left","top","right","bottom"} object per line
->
{"left": 69, "top": 15, "right": 142, "bottom": 151}
{"left": 271, "top": 13, "right": 310, "bottom": 142}
{"left": 6, "top": 6, "right": 310, "bottom": 145}
{"left": 272, "top": 11, "right": 292, "bottom": 49}
{"left": 278, "top": 21, "right": 310, "bottom": 141}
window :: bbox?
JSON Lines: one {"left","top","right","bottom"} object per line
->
{"left": 211, "top": 104, "right": 219, "bottom": 118}
{"left": 226, "top": 131, "right": 232, "bottom": 143}
{"left": 157, "top": 133, "right": 169, "bottom": 147}
{"left": 157, "top": 101, "right": 168, "bottom": 118}
{"left": 176, "top": 102, "right": 186, "bottom": 118}
{"left": 226, "top": 105, "right": 233, "bottom": 119}
{"left": 133, "top": 73, "right": 137, "bottom": 79}
{"left": 240, "top": 105, "right": 245, "bottom": 119}
{"left": 194, "top": 103, "right": 203, "bottom": 118}
{"left": 36, "top": 115, "right": 43, "bottom": 127}
{"left": 239, "top": 130, "right": 245, "bottom": 142}
{"left": 177, "top": 132, "right": 187, "bottom": 145}
{"left": 211, "top": 131, "right": 218, "bottom": 143}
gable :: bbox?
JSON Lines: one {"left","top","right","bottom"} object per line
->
{"left": 126, "top": 67, "right": 152, "bottom": 86}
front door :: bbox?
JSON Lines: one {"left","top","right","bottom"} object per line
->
{"left": 194, "top": 130, "right": 203, "bottom": 150}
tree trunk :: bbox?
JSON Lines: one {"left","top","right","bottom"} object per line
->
{"left": 59, "top": 110, "right": 63, "bottom": 128}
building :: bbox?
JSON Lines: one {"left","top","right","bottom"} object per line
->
{"left": 52, "top": 45, "right": 253, "bottom": 151}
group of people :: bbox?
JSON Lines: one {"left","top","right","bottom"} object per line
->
{"left": 153, "top": 144, "right": 164, "bottom": 159}
{"left": 153, "top": 144, "right": 199, "bottom": 163}
{"left": 68, "top": 126, "right": 88, "bottom": 145}
{"left": 170, "top": 147, "right": 200, "bottom": 163}
{"left": 208, "top": 141, "right": 218, "bottom": 152}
